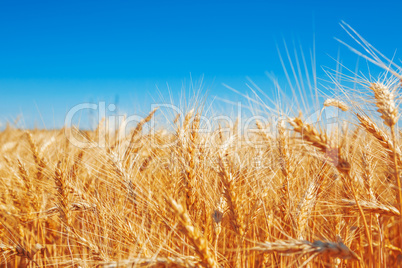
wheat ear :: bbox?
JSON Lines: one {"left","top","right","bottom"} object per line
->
{"left": 357, "top": 114, "right": 401, "bottom": 165}
{"left": 341, "top": 199, "right": 400, "bottom": 217}
{"left": 168, "top": 198, "right": 219, "bottom": 268}
{"left": 54, "top": 161, "right": 70, "bottom": 226}
{"left": 99, "top": 257, "right": 198, "bottom": 268}
{"left": 25, "top": 131, "right": 47, "bottom": 181}
{"left": 185, "top": 113, "right": 200, "bottom": 211}
{"left": 218, "top": 152, "right": 244, "bottom": 237}
{"left": 324, "top": 98, "right": 349, "bottom": 111}
{"left": 251, "top": 239, "right": 361, "bottom": 262}
{"left": 17, "top": 158, "right": 31, "bottom": 193}
{"left": 123, "top": 107, "right": 158, "bottom": 162}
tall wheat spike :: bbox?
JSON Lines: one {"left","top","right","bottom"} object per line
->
{"left": 168, "top": 198, "right": 219, "bottom": 268}
{"left": 370, "top": 81, "right": 402, "bottom": 249}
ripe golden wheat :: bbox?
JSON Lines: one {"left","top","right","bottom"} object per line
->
{"left": 2, "top": 41, "right": 402, "bottom": 268}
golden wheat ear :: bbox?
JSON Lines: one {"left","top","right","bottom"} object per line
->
{"left": 25, "top": 131, "right": 47, "bottom": 181}
{"left": 167, "top": 198, "right": 219, "bottom": 268}
{"left": 324, "top": 99, "right": 349, "bottom": 112}
{"left": 251, "top": 239, "right": 361, "bottom": 262}
{"left": 0, "top": 243, "right": 44, "bottom": 266}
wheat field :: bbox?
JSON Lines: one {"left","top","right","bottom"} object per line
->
{"left": 2, "top": 34, "right": 402, "bottom": 267}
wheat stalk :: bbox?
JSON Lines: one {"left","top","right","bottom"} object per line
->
{"left": 369, "top": 81, "right": 402, "bottom": 250}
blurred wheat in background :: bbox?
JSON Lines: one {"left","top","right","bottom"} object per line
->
{"left": 2, "top": 24, "right": 402, "bottom": 267}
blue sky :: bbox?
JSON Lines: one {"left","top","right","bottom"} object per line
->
{"left": 1, "top": 0, "right": 402, "bottom": 128}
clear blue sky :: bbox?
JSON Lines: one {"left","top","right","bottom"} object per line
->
{"left": 1, "top": 0, "right": 401, "bottom": 128}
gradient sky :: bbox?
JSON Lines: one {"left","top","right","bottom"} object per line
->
{"left": 1, "top": 0, "right": 402, "bottom": 128}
